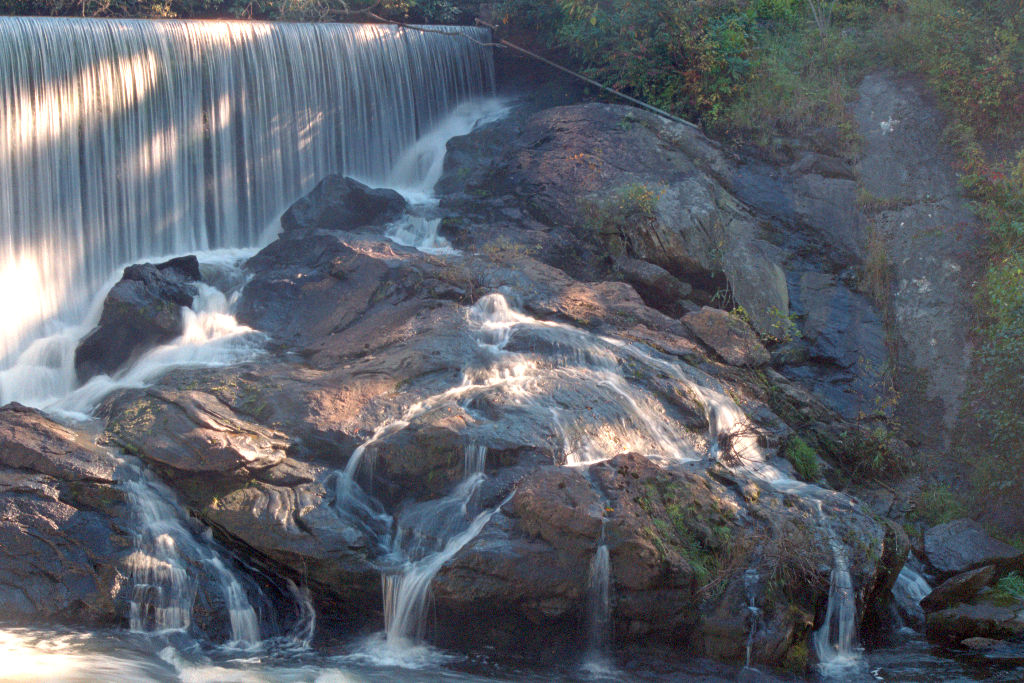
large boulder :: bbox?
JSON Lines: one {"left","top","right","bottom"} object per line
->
{"left": 0, "top": 404, "right": 131, "bottom": 625}
{"left": 103, "top": 388, "right": 288, "bottom": 475}
{"left": 926, "top": 601, "right": 1024, "bottom": 645}
{"left": 74, "top": 255, "right": 201, "bottom": 382}
{"left": 280, "top": 175, "right": 406, "bottom": 233}
{"left": 436, "top": 103, "right": 790, "bottom": 333}
{"left": 921, "top": 565, "right": 996, "bottom": 612}
{"left": 683, "top": 306, "right": 770, "bottom": 367}
{"left": 924, "top": 519, "right": 1022, "bottom": 577}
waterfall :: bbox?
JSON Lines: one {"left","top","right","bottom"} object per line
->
{"left": 892, "top": 566, "right": 931, "bottom": 628}
{"left": 122, "top": 461, "right": 262, "bottom": 645}
{"left": 0, "top": 16, "right": 494, "bottom": 368}
{"left": 582, "top": 537, "right": 613, "bottom": 673}
{"left": 812, "top": 500, "right": 862, "bottom": 678}
{"left": 743, "top": 568, "right": 761, "bottom": 669}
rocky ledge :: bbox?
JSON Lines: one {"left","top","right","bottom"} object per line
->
{"left": 2, "top": 101, "right": 928, "bottom": 675}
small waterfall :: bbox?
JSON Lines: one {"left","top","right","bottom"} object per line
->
{"left": 892, "top": 566, "right": 931, "bottom": 629}
{"left": 2, "top": 248, "right": 262, "bottom": 413}
{"left": 285, "top": 580, "right": 317, "bottom": 649}
{"left": 743, "top": 568, "right": 761, "bottom": 669}
{"left": 0, "top": 16, "right": 494, "bottom": 368}
{"left": 382, "top": 445, "right": 499, "bottom": 649}
{"left": 812, "top": 500, "right": 861, "bottom": 677}
{"left": 122, "top": 462, "right": 261, "bottom": 645}
{"left": 582, "top": 537, "right": 613, "bottom": 673}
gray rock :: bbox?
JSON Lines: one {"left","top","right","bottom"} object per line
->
{"left": 683, "top": 306, "right": 770, "bottom": 367}
{"left": 926, "top": 602, "right": 1024, "bottom": 644}
{"left": 921, "top": 565, "right": 996, "bottom": 612}
{"left": 924, "top": 519, "right": 1022, "bottom": 577}
{"left": 74, "top": 255, "right": 201, "bottom": 382}
{"left": 280, "top": 175, "right": 406, "bottom": 233}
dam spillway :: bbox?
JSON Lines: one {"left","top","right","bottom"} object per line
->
{"left": 0, "top": 17, "right": 493, "bottom": 366}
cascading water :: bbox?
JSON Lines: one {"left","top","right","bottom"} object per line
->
{"left": 0, "top": 16, "right": 494, "bottom": 369}
{"left": 811, "top": 499, "right": 862, "bottom": 678}
{"left": 327, "top": 291, "right": 775, "bottom": 667}
{"left": 892, "top": 566, "right": 931, "bottom": 629}
{"left": 122, "top": 460, "right": 261, "bottom": 645}
{"left": 743, "top": 568, "right": 762, "bottom": 670}
{"left": 582, "top": 527, "right": 613, "bottom": 674}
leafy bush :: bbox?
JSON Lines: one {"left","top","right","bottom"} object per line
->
{"left": 909, "top": 484, "right": 966, "bottom": 526}
{"left": 783, "top": 435, "right": 820, "bottom": 481}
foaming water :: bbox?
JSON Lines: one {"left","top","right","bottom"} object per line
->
{"left": 892, "top": 566, "right": 931, "bottom": 628}
{"left": 122, "top": 461, "right": 261, "bottom": 646}
{"left": 0, "top": 17, "right": 494, "bottom": 366}
{"left": 385, "top": 98, "right": 509, "bottom": 204}
{"left": 0, "top": 248, "right": 263, "bottom": 416}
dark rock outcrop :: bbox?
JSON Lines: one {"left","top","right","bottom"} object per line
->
{"left": 0, "top": 404, "right": 131, "bottom": 625}
{"left": 74, "top": 255, "right": 201, "bottom": 382}
{"left": 926, "top": 601, "right": 1024, "bottom": 644}
{"left": 921, "top": 565, "right": 997, "bottom": 612}
{"left": 280, "top": 175, "right": 406, "bottom": 233}
{"left": 924, "top": 519, "right": 1022, "bottom": 577}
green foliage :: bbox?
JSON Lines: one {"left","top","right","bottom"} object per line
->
{"left": 783, "top": 435, "right": 820, "bottom": 481}
{"left": 580, "top": 182, "right": 662, "bottom": 251}
{"left": 909, "top": 484, "right": 966, "bottom": 527}
{"left": 995, "top": 571, "right": 1024, "bottom": 602}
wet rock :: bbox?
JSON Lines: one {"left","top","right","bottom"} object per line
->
{"left": 0, "top": 405, "right": 131, "bottom": 625}
{"left": 962, "top": 636, "right": 1004, "bottom": 650}
{"left": 924, "top": 519, "right": 1022, "bottom": 577}
{"left": 683, "top": 306, "right": 770, "bottom": 367}
{"left": 783, "top": 271, "right": 888, "bottom": 419}
{"left": 926, "top": 602, "right": 1024, "bottom": 644}
{"left": 104, "top": 388, "right": 288, "bottom": 475}
{"left": 0, "top": 402, "right": 117, "bottom": 482}
{"left": 280, "top": 175, "right": 406, "bottom": 233}
{"left": 74, "top": 255, "right": 201, "bottom": 382}
{"left": 921, "top": 565, "right": 997, "bottom": 612}
{"left": 200, "top": 479, "right": 381, "bottom": 608}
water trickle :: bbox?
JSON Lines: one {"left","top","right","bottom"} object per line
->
{"left": 122, "top": 461, "right": 261, "bottom": 645}
{"left": 743, "top": 568, "right": 761, "bottom": 669}
{"left": 583, "top": 534, "right": 612, "bottom": 673}
{"left": 0, "top": 16, "right": 494, "bottom": 368}
{"left": 812, "top": 500, "right": 862, "bottom": 678}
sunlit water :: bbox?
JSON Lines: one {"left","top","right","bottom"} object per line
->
{"left": 0, "top": 16, "right": 494, "bottom": 367}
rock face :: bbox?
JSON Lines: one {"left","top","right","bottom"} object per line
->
{"left": 0, "top": 404, "right": 131, "bottom": 625}
{"left": 279, "top": 175, "right": 406, "bottom": 233}
{"left": 924, "top": 519, "right": 1022, "bottom": 577}
{"left": 74, "top": 255, "right": 201, "bottom": 382}
{"left": 436, "top": 103, "right": 789, "bottom": 334}
{"left": 852, "top": 72, "right": 981, "bottom": 449}
{"left": 683, "top": 306, "right": 770, "bottom": 367}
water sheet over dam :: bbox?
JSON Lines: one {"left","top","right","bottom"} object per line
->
{"left": 0, "top": 17, "right": 493, "bottom": 366}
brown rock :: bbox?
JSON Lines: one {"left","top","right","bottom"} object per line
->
{"left": 921, "top": 565, "right": 996, "bottom": 612}
{"left": 683, "top": 306, "right": 770, "bottom": 367}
